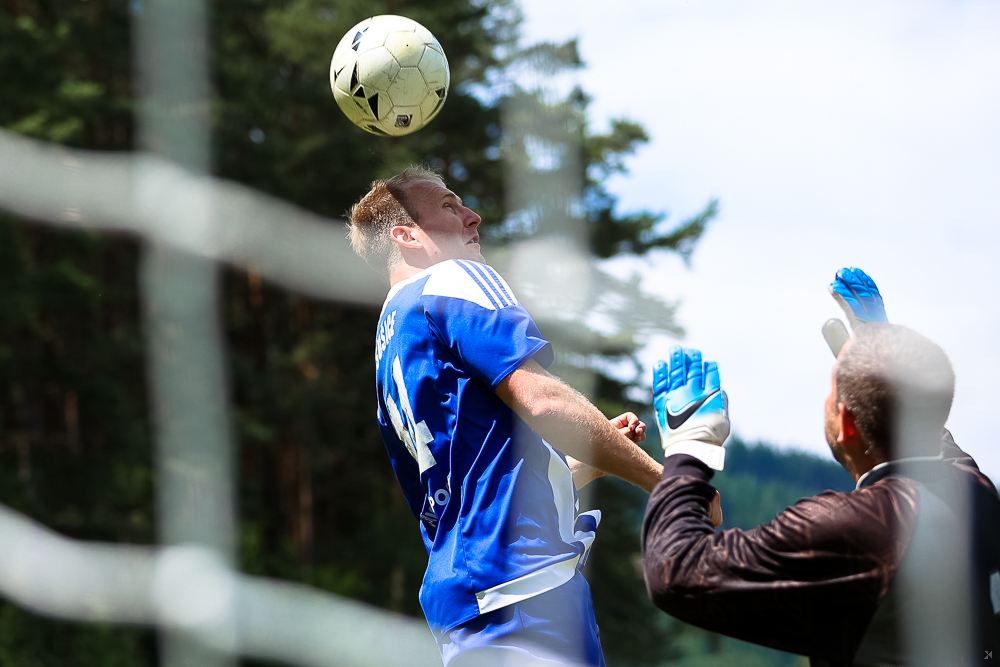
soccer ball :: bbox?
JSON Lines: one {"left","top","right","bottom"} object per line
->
{"left": 330, "top": 16, "right": 450, "bottom": 137}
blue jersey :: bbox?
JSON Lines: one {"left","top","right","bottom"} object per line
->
{"left": 374, "top": 259, "right": 600, "bottom": 635}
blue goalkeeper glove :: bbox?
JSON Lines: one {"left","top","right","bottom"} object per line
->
{"left": 829, "top": 267, "right": 887, "bottom": 331}
{"left": 653, "top": 346, "right": 730, "bottom": 471}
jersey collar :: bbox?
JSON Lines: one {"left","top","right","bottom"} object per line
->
{"left": 381, "top": 263, "right": 440, "bottom": 316}
{"left": 855, "top": 453, "right": 946, "bottom": 490}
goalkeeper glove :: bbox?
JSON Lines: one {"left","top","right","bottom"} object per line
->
{"left": 829, "top": 267, "right": 888, "bottom": 331}
{"left": 653, "top": 346, "right": 729, "bottom": 471}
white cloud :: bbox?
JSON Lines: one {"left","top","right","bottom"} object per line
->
{"left": 519, "top": 0, "right": 1000, "bottom": 480}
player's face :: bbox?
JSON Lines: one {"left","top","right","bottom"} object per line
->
{"left": 408, "top": 180, "right": 484, "bottom": 263}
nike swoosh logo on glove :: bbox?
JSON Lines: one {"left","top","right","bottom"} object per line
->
{"left": 665, "top": 390, "right": 721, "bottom": 430}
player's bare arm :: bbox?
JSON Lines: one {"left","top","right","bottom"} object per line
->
{"left": 566, "top": 412, "right": 647, "bottom": 489}
{"left": 496, "top": 359, "right": 663, "bottom": 493}
{"left": 566, "top": 457, "right": 604, "bottom": 490}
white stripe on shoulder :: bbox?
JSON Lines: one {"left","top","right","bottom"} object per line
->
{"left": 480, "top": 264, "right": 519, "bottom": 307}
{"left": 421, "top": 259, "right": 511, "bottom": 310}
{"left": 458, "top": 260, "right": 514, "bottom": 308}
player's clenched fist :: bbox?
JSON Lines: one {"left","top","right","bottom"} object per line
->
{"left": 611, "top": 411, "right": 646, "bottom": 443}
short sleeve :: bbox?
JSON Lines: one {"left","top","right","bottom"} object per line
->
{"left": 421, "top": 261, "right": 552, "bottom": 387}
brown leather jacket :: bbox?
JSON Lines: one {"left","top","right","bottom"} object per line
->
{"left": 641, "top": 433, "right": 1000, "bottom": 665}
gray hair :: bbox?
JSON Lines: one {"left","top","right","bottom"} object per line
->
{"left": 347, "top": 166, "right": 446, "bottom": 281}
{"left": 836, "top": 323, "right": 955, "bottom": 459}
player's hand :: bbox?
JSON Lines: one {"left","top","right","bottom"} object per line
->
{"left": 611, "top": 412, "right": 646, "bottom": 444}
{"left": 709, "top": 490, "right": 723, "bottom": 528}
{"left": 653, "top": 346, "right": 730, "bottom": 470}
{"left": 829, "top": 267, "right": 887, "bottom": 331}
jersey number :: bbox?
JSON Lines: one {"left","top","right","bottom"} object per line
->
{"left": 385, "top": 356, "right": 437, "bottom": 473}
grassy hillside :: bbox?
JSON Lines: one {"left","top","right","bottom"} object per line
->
{"left": 715, "top": 437, "right": 855, "bottom": 531}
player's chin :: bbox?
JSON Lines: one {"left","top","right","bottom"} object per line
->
{"left": 464, "top": 244, "right": 485, "bottom": 263}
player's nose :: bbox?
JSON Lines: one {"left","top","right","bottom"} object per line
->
{"left": 464, "top": 207, "right": 481, "bottom": 227}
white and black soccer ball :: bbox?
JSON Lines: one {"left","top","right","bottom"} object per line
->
{"left": 330, "top": 15, "right": 450, "bottom": 137}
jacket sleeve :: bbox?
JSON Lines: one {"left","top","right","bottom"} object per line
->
{"left": 641, "top": 454, "right": 919, "bottom": 661}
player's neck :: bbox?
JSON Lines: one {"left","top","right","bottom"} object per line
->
{"left": 389, "top": 258, "right": 438, "bottom": 287}
{"left": 390, "top": 252, "right": 486, "bottom": 287}
{"left": 843, "top": 446, "right": 885, "bottom": 482}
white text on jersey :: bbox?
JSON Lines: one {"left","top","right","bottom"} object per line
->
{"left": 375, "top": 309, "right": 396, "bottom": 371}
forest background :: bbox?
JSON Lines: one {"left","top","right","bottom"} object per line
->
{"left": 0, "top": 0, "right": 854, "bottom": 665}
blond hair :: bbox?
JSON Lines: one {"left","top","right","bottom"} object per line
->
{"left": 348, "top": 166, "right": 446, "bottom": 281}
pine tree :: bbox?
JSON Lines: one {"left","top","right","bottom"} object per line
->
{"left": 490, "top": 36, "right": 717, "bottom": 665}
{"left": 0, "top": 1, "right": 716, "bottom": 664}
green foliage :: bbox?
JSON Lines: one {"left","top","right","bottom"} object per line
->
{"left": 0, "top": 219, "right": 155, "bottom": 661}
{"left": 0, "top": 0, "right": 713, "bottom": 665}
{"left": 491, "top": 36, "right": 717, "bottom": 664}
{"left": 585, "top": 476, "right": 680, "bottom": 666}
{"left": 665, "top": 619, "right": 810, "bottom": 667}
{"left": 492, "top": 38, "right": 717, "bottom": 254}
{"left": 0, "top": 221, "right": 152, "bottom": 537}
{"left": 212, "top": 0, "right": 510, "bottom": 227}
{"left": 0, "top": 2, "right": 132, "bottom": 148}
{"left": 0, "top": 603, "right": 153, "bottom": 667}
{"left": 585, "top": 119, "right": 717, "bottom": 261}
{"left": 714, "top": 437, "right": 855, "bottom": 530}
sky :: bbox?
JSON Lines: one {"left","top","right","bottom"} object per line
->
{"left": 517, "top": 0, "right": 1000, "bottom": 480}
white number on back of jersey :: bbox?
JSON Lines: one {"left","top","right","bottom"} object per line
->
{"left": 385, "top": 355, "right": 437, "bottom": 473}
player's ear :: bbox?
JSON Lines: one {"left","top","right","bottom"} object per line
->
{"left": 837, "top": 402, "right": 858, "bottom": 443}
{"left": 390, "top": 224, "right": 423, "bottom": 249}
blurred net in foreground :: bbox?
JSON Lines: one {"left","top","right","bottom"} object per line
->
{"left": 0, "top": 0, "right": 445, "bottom": 661}
{"left": 0, "top": 121, "right": 448, "bottom": 666}
{"left": 0, "top": 0, "right": 608, "bottom": 659}
{"left": 0, "top": 117, "right": 587, "bottom": 667}
{"left": 0, "top": 0, "right": 685, "bottom": 659}
{"left": 1, "top": 0, "right": 983, "bottom": 665}
{"left": 0, "top": 1, "right": 609, "bottom": 658}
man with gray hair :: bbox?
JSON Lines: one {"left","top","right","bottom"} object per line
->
{"left": 641, "top": 268, "right": 1000, "bottom": 666}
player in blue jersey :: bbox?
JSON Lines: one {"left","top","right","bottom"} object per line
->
{"left": 348, "top": 166, "right": 664, "bottom": 666}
